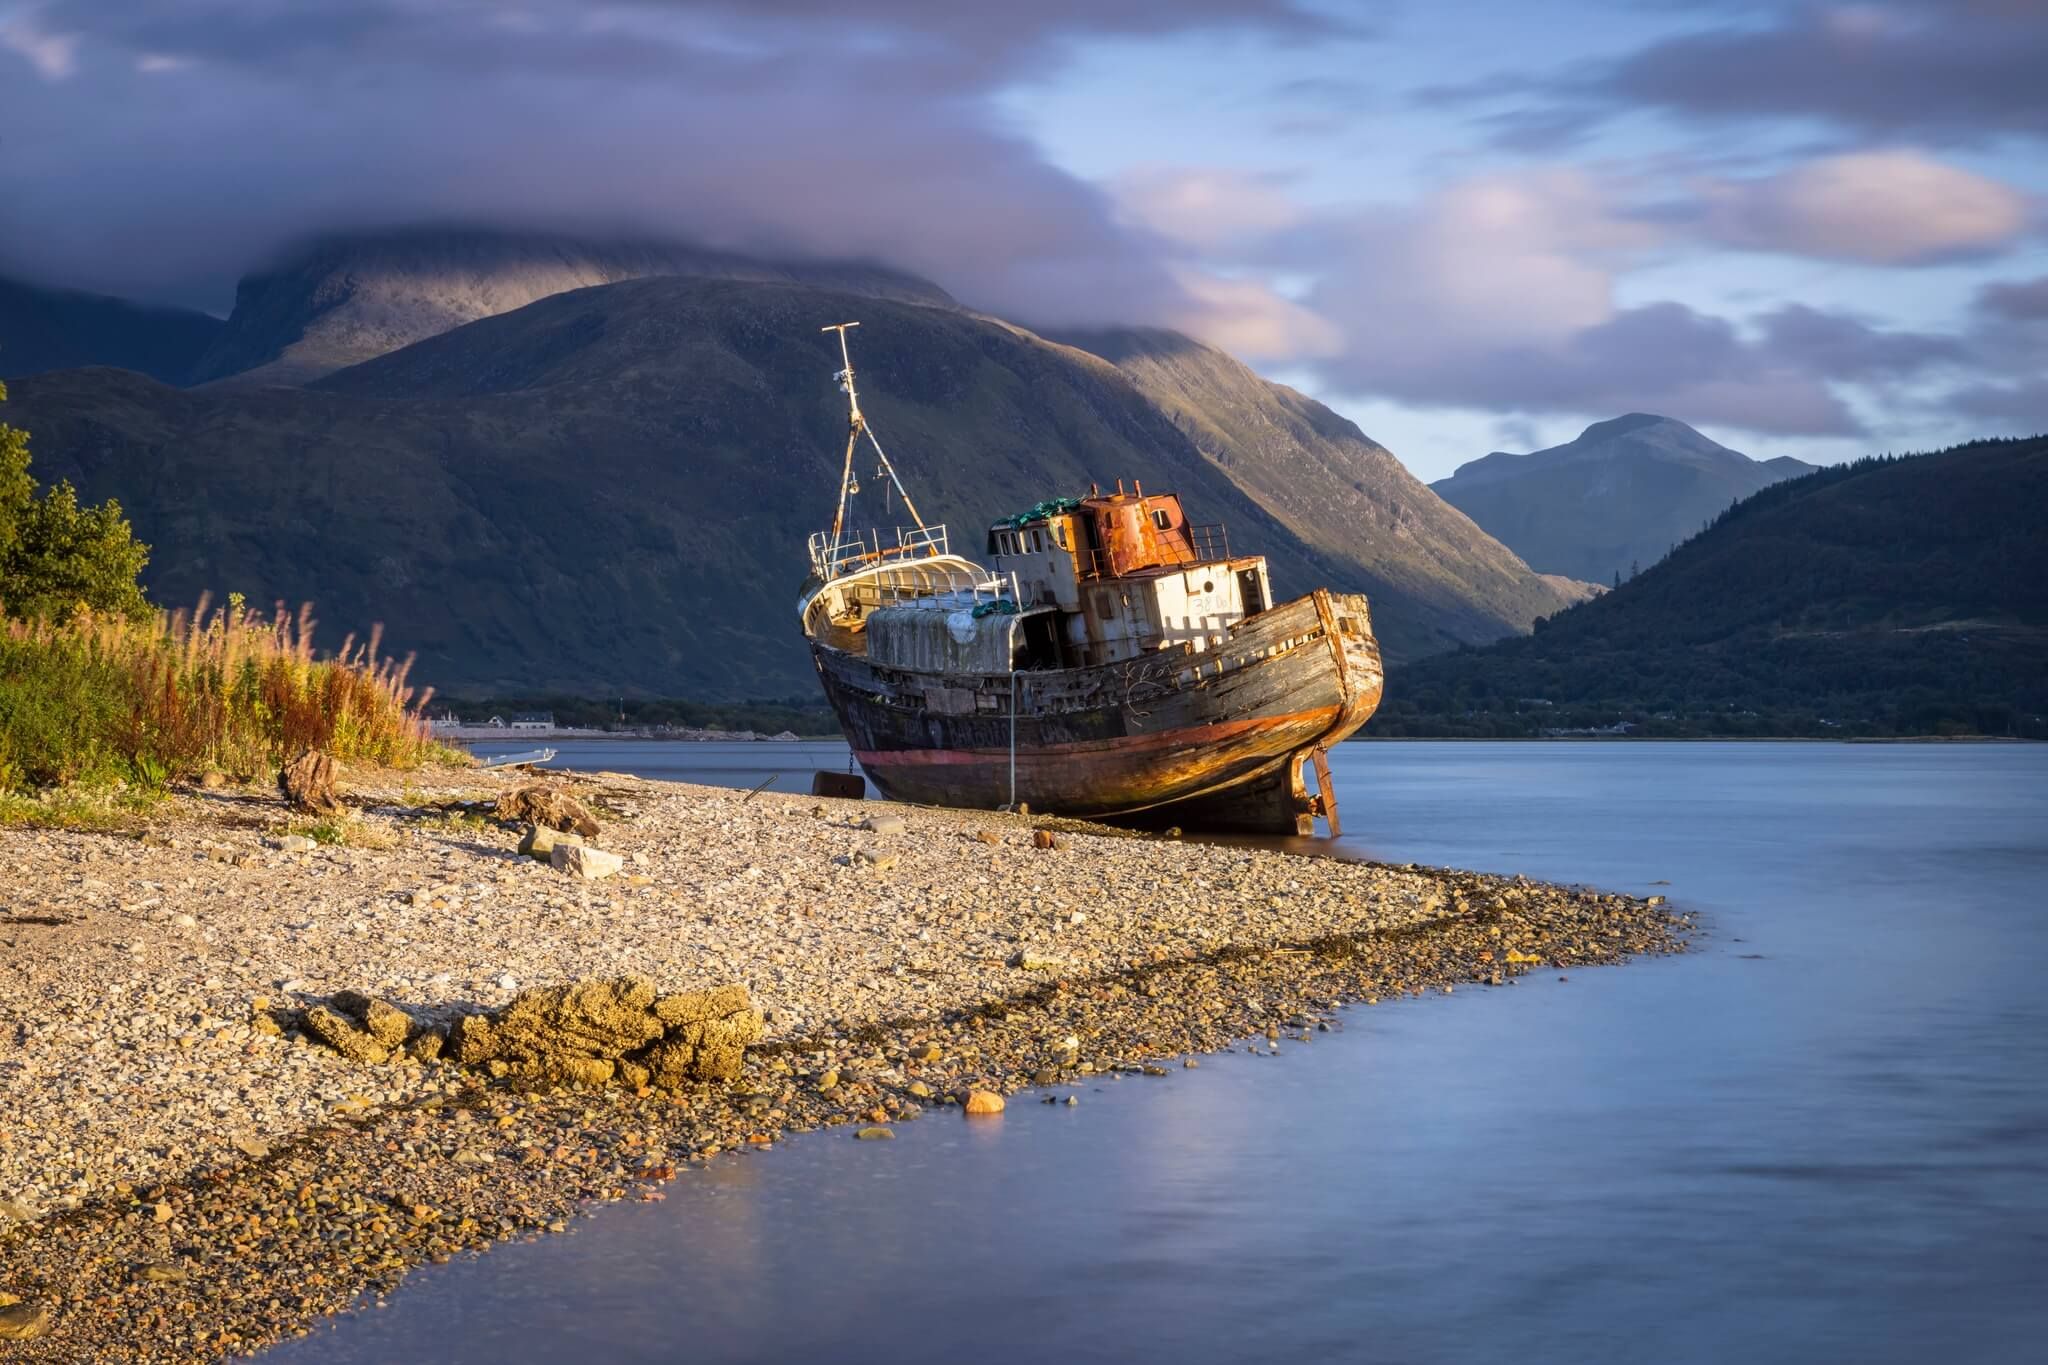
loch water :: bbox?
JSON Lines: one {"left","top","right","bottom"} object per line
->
{"left": 270, "top": 741, "right": 2048, "bottom": 1364}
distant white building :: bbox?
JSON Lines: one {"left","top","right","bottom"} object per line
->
{"left": 508, "top": 712, "right": 554, "bottom": 732}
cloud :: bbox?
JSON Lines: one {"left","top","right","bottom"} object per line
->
{"left": 0, "top": 11, "right": 78, "bottom": 77}
{"left": 0, "top": 0, "right": 1339, "bottom": 329}
{"left": 1691, "top": 150, "right": 2032, "bottom": 265}
{"left": 1113, "top": 167, "right": 1304, "bottom": 253}
{"left": 1294, "top": 170, "right": 1972, "bottom": 435}
{"left": 1977, "top": 275, "right": 2048, "bottom": 322}
{"left": 1585, "top": 1, "right": 2048, "bottom": 145}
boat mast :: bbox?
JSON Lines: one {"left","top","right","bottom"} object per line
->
{"left": 821, "top": 321, "right": 936, "bottom": 555}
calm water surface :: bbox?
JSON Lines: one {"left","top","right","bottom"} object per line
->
{"left": 275, "top": 741, "right": 2048, "bottom": 1364}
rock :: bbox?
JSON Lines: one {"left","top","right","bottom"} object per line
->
{"left": 302, "top": 1005, "right": 389, "bottom": 1064}
{"left": 907, "top": 1081, "right": 933, "bottom": 1099}
{"left": 963, "top": 1090, "right": 1006, "bottom": 1116}
{"left": 199, "top": 770, "right": 227, "bottom": 789}
{"left": 362, "top": 998, "right": 412, "bottom": 1048}
{"left": 652, "top": 983, "right": 752, "bottom": 1026}
{"left": 818, "top": 1069, "right": 841, "bottom": 1091}
{"left": 1031, "top": 829, "right": 1065, "bottom": 850}
{"left": 274, "top": 834, "right": 317, "bottom": 854}
{"left": 1007, "top": 949, "right": 1066, "bottom": 971}
{"left": 974, "top": 829, "right": 1002, "bottom": 845}
{"left": 278, "top": 749, "right": 341, "bottom": 815}
{"left": 518, "top": 824, "right": 583, "bottom": 861}
{"left": 860, "top": 813, "right": 907, "bottom": 835}
{"left": 550, "top": 843, "right": 623, "bottom": 880}
{"left": 408, "top": 1030, "right": 445, "bottom": 1063}
{"left": 858, "top": 852, "right": 900, "bottom": 873}
{"left": 496, "top": 785, "right": 600, "bottom": 837}
{"left": 445, "top": 1013, "right": 500, "bottom": 1064}
{"left": 136, "top": 1261, "right": 188, "bottom": 1284}
{"left": 0, "top": 1300, "right": 51, "bottom": 1341}
{"left": 854, "top": 1126, "right": 895, "bottom": 1140}
{"left": 496, "top": 976, "right": 661, "bottom": 1060}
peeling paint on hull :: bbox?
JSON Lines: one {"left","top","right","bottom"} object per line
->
{"left": 812, "top": 589, "right": 1384, "bottom": 834}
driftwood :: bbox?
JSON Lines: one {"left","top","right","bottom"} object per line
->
{"left": 278, "top": 749, "right": 341, "bottom": 815}
{"left": 494, "top": 784, "right": 600, "bottom": 837}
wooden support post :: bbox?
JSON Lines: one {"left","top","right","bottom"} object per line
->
{"left": 1312, "top": 746, "right": 1340, "bottom": 838}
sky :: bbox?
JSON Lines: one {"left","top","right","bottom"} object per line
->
{"left": 1, "top": 0, "right": 2044, "bottom": 480}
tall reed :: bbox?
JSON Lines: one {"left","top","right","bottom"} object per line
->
{"left": 0, "top": 595, "right": 445, "bottom": 790}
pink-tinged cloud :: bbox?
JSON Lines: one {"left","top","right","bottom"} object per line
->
{"left": 1697, "top": 151, "right": 2030, "bottom": 265}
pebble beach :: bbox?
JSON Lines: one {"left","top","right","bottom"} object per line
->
{"left": 0, "top": 762, "right": 1689, "bottom": 1360}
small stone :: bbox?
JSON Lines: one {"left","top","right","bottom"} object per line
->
{"left": 974, "top": 830, "right": 1001, "bottom": 845}
{"left": 818, "top": 1069, "right": 841, "bottom": 1091}
{"left": 137, "top": 1261, "right": 188, "bottom": 1284}
{"left": 859, "top": 813, "right": 907, "bottom": 835}
{"left": 550, "top": 843, "right": 623, "bottom": 881}
{"left": 152, "top": 1200, "right": 174, "bottom": 1223}
{"left": 275, "top": 834, "right": 317, "bottom": 854}
{"left": 1007, "top": 949, "right": 1066, "bottom": 971}
{"left": 907, "top": 1081, "right": 933, "bottom": 1098}
{"left": 963, "top": 1090, "right": 1005, "bottom": 1116}
{"left": 0, "top": 1301, "right": 51, "bottom": 1341}
{"left": 199, "top": 770, "right": 227, "bottom": 789}
{"left": 1031, "top": 829, "right": 1066, "bottom": 851}
{"left": 854, "top": 1126, "right": 895, "bottom": 1141}
{"left": 519, "top": 825, "right": 583, "bottom": 861}
{"left": 231, "top": 1135, "right": 270, "bottom": 1159}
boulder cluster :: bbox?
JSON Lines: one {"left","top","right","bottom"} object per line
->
{"left": 299, "top": 975, "right": 762, "bottom": 1089}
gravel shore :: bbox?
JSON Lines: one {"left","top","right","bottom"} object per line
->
{"left": 0, "top": 763, "right": 1689, "bottom": 1359}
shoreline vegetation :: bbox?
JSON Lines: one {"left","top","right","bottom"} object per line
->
{"left": 0, "top": 762, "right": 1689, "bottom": 1360}
{"left": 0, "top": 598, "right": 452, "bottom": 832}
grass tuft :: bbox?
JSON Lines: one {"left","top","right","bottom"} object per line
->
{"left": 1, "top": 595, "right": 457, "bottom": 795}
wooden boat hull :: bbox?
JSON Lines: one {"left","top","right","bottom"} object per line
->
{"left": 810, "top": 589, "right": 1382, "bottom": 834}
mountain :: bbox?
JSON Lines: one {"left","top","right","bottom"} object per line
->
{"left": 8, "top": 274, "right": 1560, "bottom": 697}
{"left": 1430, "top": 414, "right": 1817, "bottom": 586}
{"left": 1380, "top": 435, "right": 2048, "bottom": 739}
{"left": 187, "top": 227, "right": 959, "bottom": 387}
{"left": 1054, "top": 327, "right": 1594, "bottom": 656}
{"left": 0, "top": 276, "right": 224, "bottom": 384}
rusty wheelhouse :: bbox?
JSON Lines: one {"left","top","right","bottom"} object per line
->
{"left": 797, "top": 322, "right": 1382, "bottom": 835}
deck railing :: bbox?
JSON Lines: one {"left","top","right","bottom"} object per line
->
{"left": 808, "top": 524, "right": 953, "bottom": 581}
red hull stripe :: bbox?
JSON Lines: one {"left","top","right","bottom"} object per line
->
{"left": 854, "top": 708, "right": 1339, "bottom": 768}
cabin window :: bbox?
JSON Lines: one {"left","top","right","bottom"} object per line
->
{"left": 1054, "top": 523, "right": 1068, "bottom": 550}
{"left": 1151, "top": 508, "right": 1171, "bottom": 530}
{"left": 1031, "top": 528, "right": 1045, "bottom": 553}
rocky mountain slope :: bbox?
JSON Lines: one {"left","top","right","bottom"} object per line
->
{"left": 187, "top": 228, "right": 958, "bottom": 387}
{"left": 1056, "top": 327, "right": 1594, "bottom": 655}
{"left": 0, "top": 275, "right": 224, "bottom": 384}
{"left": 1430, "top": 413, "right": 1816, "bottom": 585}
{"left": 10, "top": 275, "right": 1553, "bottom": 696}
{"left": 1384, "top": 435, "right": 2048, "bottom": 738}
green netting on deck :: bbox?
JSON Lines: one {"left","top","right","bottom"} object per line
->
{"left": 998, "top": 497, "right": 1082, "bottom": 530}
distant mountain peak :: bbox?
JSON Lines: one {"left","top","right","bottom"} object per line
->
{"left": 1576, "top": 412, "right": 1678, "bottom": 442}
{"left": 1432, "top": 411, "right": 1819, "bottom": 584}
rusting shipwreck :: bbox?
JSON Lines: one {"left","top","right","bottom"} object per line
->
{"left": 798, "top": 322, "right": 1382, "bottom": 835}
